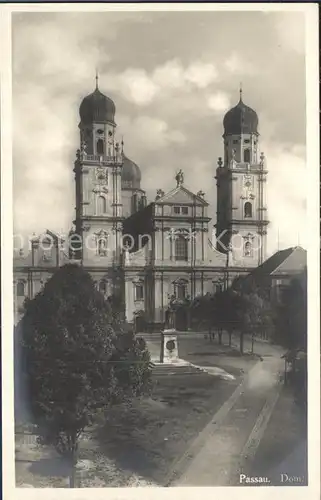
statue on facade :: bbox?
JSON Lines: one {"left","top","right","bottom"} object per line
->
{"left": 197, "top": 190, "right": 205, "bottom": 198}
{"left": 80, "top": 140, "right": 87, "bottom": 154}
{"left": 97, "top": 237, "right": 107, "bottom": 256}
{"left": 155, "top": 188, "right": 165, "bottom": 200}
{"left": 260, "top": 152, "right": 265, "bottom": 168}
{"left": 175, "top": 169, "right": 184, "bottom": 187}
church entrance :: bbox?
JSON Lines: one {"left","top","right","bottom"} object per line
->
{"left": 175, "top": 307, "right": 188, "bottom": 332}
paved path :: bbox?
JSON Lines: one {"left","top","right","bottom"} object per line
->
{"left": 167, "top": 355, "right": 283, "bottom": 486}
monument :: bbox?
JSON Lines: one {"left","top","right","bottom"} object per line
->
{"left": 161, "top": 303, "right": 179, "bottom": 364}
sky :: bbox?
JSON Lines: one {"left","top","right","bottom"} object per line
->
{"left": 12, "top": 9, "right": 307, "bottom": 256}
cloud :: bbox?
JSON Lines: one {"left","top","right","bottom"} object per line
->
{"left": 119, "top": 115, "right": 186, "bottom": 152}
{"left": 273, "top": 12, "right": 306, "bottom": 55}
{"left": 184, "top": 62, "right": 218, "bottom": 89}
{"left": 224, "top": 52, "right": 256, "bottom": 75}
{"left": 11, "top": 11, "right": 307, "bottom": 256}
{"left": 264, "top": 143, "right": 306, "bottom": 254}
{"left": 108, "top": 69, "right": 159, "bottom": 106}
{"left": 153, "top": 60, "right": 186, "bottom": 89}
{"left": 207, "top": 92, "right": 231, "bottom": 113}
{"left": 108, "top": 59, "right": 219, "bottom": 106}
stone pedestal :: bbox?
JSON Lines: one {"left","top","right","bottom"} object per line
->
{"left": 161, "top": 329, "right": 178, "bottom": 364}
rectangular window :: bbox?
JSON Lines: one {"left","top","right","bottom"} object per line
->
{"left": 176, "top": 284, "right": 186, "bottom": 300}
{"left": 134, "top": 283, "right": 144, "bottom": 301}
{"left": 175, "top": 235, "right": 188, "bottom": 261}
{"left": 173, "top": 206, "right": 180, "bottom": 214}
{"left": 182, "top": 206, "right": 188, "bottom": 215}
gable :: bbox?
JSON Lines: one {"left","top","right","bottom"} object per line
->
{"left": 271, "top": 247, "right": 307, "bottom": 275}
{"left": 157, "top": 186, "right": 208, "bottom": 206}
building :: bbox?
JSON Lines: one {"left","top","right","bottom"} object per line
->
{"left": 13, "top": 81, "right": 271, "bottom": 330}
{"left": 239, "top": 246, "right": 307, "bottom": 305}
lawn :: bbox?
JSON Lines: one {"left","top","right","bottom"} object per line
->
{"left": 16, "top": 334, "right": 262, "bottom": 488}
{"left": 16, "top": 369, "right": 241, "bottom": 488}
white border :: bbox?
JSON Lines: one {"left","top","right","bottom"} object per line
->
{"left": 1, "top": 3, "right": 319, "bottom": 500}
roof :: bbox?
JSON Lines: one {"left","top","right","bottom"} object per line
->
{"left": 271, "top": 246, "right": 307, "bottom": 275}
{"left": 79, "top": 86, "right": 116, "bottom": 124}
{"left": 121, "top": 154, "right": 141, "bottom": 189}
{"left": 223, "top": 96, "right": 258, "bottom": 136}
{"left": 251, "top": 246, "right": 307, "bottom": 280}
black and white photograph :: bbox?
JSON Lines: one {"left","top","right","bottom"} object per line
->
{"left": 1, "top": 3, "right": 319, "bottom": 497}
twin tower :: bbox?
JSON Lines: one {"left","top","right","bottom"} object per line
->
{"left": 73, "top": 81, "right": 268, "bottom": 267}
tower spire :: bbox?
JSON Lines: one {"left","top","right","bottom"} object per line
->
{"left": 239, "top": 82, "right": 243, "bottom": 102}
{"left": 95, "top": 68, "right": 99, "bottom": 90}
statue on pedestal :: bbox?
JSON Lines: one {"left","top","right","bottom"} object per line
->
{"left": 165, "top": 308, "right": 176, "bottom": 330}
{"left": 165, "top": 294, "right": 176, "bottom": 330}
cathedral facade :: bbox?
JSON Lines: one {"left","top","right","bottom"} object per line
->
{"left": 13, "top": 81, "right": 269, "bottom": 330}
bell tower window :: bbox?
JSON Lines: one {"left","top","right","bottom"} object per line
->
{"left": 97, "top": 138, "right": 104, "bottom": 155}
{"left": 244, "top": 202, "right": 252, "bottom": 218}
{"left": 244, "top": 149, "right": 250, "bottom": 163}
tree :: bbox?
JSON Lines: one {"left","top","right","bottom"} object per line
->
{"left": 20, "top": 264, "right": 152, "bottom": 487}
{"left": 215, "top": 289, "right": 240, "bottom": 347}
{"left": 228, "top": 289, "right": 273, "bottom": 354}
{"left": 273, "top": 271, "right": 307, "bottom": 411}
{"left": 190, "top": 293, "right": 216, "bottom": 339}
{"left": 241, "top": 292, "right": 269, "bottom": 353}
{"left": 274, "top": 272, "right": 307, "bottom": 351}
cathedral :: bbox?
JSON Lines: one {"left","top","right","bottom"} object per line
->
{"left": 13, "top": 80, "right": 269, "bottom": 330}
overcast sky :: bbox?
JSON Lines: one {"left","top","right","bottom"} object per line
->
{"left": 12, "top": 9, "right": 307, "bottom": 256}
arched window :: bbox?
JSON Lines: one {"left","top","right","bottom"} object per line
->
{"left": 244, "top": 149, "right": 250, "bottom": 163}
{"left": 97, "top": 138, "right": 104, "bottom": 155}
{"left": 175, "top": 235, "right": 188, "bottom": 261}
{"left": 97, "top": 196, "right": 107, "bottom": 215}
{"left": 244, "top": 202, "right": 252, "bottom": 218}
{"left": 244, "top": 241, "right": 252, "bottom": 257}
{"left": 17, "top": 281, "right": 25, "bottom": 297}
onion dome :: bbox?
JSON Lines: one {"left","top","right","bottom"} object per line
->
{"left": 121, "top": 154, "right": 141, "bottom": 190}
{"left": 223, "top": 91, "right": 258, "bottom": 136}
{"left": 79, "top": 81, "right": 116, "bottom": 125}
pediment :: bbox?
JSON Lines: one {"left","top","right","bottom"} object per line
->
{"left": 156, "top": 186, "right": 208, "bottom": 206}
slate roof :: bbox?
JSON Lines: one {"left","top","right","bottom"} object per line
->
{"left": 251, "top": 246, "right": 307, "bottom": 280}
